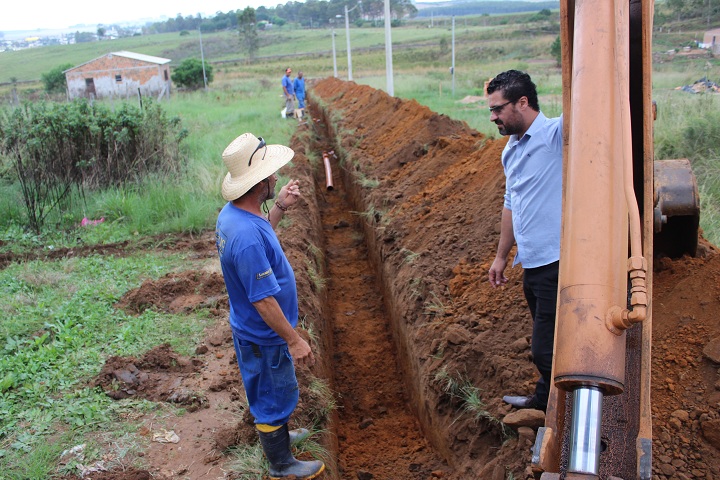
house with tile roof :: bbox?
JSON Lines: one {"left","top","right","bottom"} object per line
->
{"left": 64, "top": 51, "right": 172, "bottom": 100}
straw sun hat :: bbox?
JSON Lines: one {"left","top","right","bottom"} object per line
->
{"left": 221, "top": 133, "right": 295, "bottom": 201}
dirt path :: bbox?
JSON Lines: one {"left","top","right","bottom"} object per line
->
{"left": 317, "top": 156, "right": 448, "bottom": 479}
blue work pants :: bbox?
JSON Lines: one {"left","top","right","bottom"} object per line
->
{"left": 232, "top": 332, "right": 299, "bottom": 426}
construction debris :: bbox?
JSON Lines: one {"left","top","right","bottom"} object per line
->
{"left": 676, "top": 77, "right": 720, "bottom": 94}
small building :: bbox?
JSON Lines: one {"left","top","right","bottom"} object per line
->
{"left": 701, "top": 27, "right": 720, "bottom": 54}
{"left": 65, "top": 51, "right": 171, "bottom": 100}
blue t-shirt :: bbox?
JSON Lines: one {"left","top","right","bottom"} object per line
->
{"left": 293, "top": 77, "right": 305, "bottom": 98}
{"left": 282, "top": 75, "right": 294, "bottom": 95}
{"left": 502, "top": 112, "right": 563, "bottom": 269}
{"left": 215, "top": 203, "right": 298, "bottom": 345}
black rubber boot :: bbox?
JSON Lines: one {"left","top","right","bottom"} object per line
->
{"left": 289, "top": 427, "right": 310, "bottom": 445}
{"left": 257, "top": 424, "right": 325, "bottom": 480}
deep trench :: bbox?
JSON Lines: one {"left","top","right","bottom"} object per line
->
{"left": 306, "top": 130, "right": 448, "bottom": 477}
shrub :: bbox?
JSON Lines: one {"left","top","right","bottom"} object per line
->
{"left": 40, "top": 63, "right": 74, "bottom": 94}
{"left": 0, "top": 99, "right": 186, "bottom": 233}
{"left": 171, "top": 58, "right": 213, "bottom": 90}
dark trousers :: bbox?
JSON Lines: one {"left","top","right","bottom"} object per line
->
{"left": 522, "top": 260, "right": 559, "bottom": 409}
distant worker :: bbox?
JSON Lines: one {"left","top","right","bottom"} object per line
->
{"left": 282, "top": 67, "right": 295, "bottom": 119}
{"left": 216, "top": 133, "right": 325, "bottom": 480}
{"left": 293, "top": 71, "right": 306, "bottom": 120}
{"left": 486, "top": 70, "right": 563, "bottom": 413}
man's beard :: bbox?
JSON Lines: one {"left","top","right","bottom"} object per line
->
{"left": 263, "top": 182, "right": 275, "bottom": 201}
{"left": 496, "top": 117, "right": 522, "bottom": 136}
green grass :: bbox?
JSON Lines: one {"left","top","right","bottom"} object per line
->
{"left": 434, "top": 368, "right": 509, "bottom": 437}
{"left": 0, "top": 83, "right": 297, "bottom": 252}
{"left": 654, "top": 90, "right": 720, "bottom": 245}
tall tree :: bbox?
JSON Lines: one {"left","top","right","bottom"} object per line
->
{"left": 238, "top": 7, "right": 259, "bottom": 62}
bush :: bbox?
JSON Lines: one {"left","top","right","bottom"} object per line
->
{"left": 40, "top": 63, "right": 74, "bottom": 94}
{"left": 171, "top": 58, "right": 214, "bottom": 90}
{"left": 0, "top": 99, "right": 186, "bottom": 233}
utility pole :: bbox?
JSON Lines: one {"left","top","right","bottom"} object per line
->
{"left": 332, "top": 15, "right": 342, "bottom": 78}
{"left": 199, "top": 28, "right": 208, "bottom": 91}
{"left": 451, "top": 16, "right": 456, "bottom": 97}
{"left": 332, "top": 28, "right": 338, "bottom": 77}
{"left": 384, "top": 0, "right": 394, "bottom": 96}
{"left": 345, "top": 3, "right": 361, "bottom": 81}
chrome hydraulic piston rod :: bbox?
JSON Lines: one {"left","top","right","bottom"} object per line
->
{"left": 568, "top": 387, "right": 604, "bottom": 476}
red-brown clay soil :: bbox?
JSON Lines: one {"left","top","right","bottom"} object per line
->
{"left": 55, "top": 78, "right": 720, "bottom": 480}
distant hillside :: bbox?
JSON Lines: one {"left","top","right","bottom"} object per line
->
{"left": 414, "top": 0, "right": 559, "bottom": 17}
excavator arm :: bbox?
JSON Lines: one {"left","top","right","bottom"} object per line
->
{"left": 532, "top": 1, "right": 699, "bottom": 478}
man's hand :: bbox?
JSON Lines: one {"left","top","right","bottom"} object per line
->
{"left": 288, "top": 337, "right": 315, "bottom": 367}
{"left": 489, "top": 257, "right": 509, "bottom": 288}
{"left": 278, "top": 179, "right": 301, "bottom": 208}
{"left": 252, "top": 296, "right": 316, "bottom": 367}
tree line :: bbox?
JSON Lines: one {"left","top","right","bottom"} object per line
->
{"left": 659, "top": 0, "right": 720, "bottom": 24}
{"left": 143, "top": 0, "right": 418, "bottom": 35}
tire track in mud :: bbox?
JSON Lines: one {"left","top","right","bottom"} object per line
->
{"left": 316, "top": 157, "right": 448, "bottom": 479}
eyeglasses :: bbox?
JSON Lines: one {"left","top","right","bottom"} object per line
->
{"left": 248, "top": 137, "right": 266, "bottom": 166}
{"left": 488, "top": 100, "right": 513, "bottom": 114}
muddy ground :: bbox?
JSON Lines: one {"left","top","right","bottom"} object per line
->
{"left": 54, "top": 78, "right": 720, "bottom": 479}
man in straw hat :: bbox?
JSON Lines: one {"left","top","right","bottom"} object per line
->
{"left": 215, "top": 133, "right": 325, "bottom": 479}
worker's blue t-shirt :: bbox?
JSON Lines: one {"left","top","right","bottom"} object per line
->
{"left": 215, "top": 203, "right": 298, "bottom": 345}
{"left": 282, "top": 75, "right": 294, "bottom": 95}
{"left": 502, "top": 112, "right": 564, "bottom": 269}
{"left": 293, "top": 77, "right": 305, "bottom": 98}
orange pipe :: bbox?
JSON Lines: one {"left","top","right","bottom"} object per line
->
{"left": 323, "top": 151, "right": 334, "bottom": 191}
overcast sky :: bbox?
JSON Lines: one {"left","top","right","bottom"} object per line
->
{"left": 1, "top": 0, "right": 538, "bottom": 33}
{"left": 2, "top": 0, "right": 274, "bottom": 32}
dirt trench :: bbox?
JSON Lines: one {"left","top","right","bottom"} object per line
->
{"left": 312, "top": 144, "right": 448, "bottom": 478}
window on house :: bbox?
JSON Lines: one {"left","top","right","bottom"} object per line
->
{"left": 115, "top": 74, "right": 122, "bottom": 82}
{"left": 85, "top": 78, "right": 94, "bottom": 85}
{"left": 164, "top": 70, "right": 169, "bottom": 81}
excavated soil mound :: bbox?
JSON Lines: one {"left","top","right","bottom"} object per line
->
{"left": 93, "top": 343, "right": 207, "bottom": 409}
{"left": 308, "top": 77, "right": 720, "bottom": 479}
{"left": 114, "top": 270, "right": 228, "bottom": 315}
